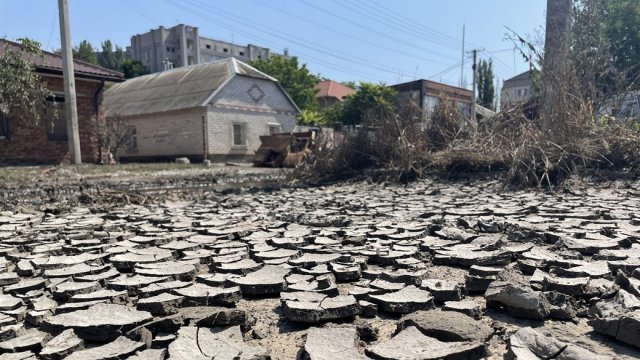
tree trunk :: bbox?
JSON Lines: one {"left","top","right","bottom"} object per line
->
{"left": 541, "top": 0, "right": 573, "bottom": 130}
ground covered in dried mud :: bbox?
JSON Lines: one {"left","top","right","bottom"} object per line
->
{"left": 0, "top": 176, "right": 640, "bottom": 359}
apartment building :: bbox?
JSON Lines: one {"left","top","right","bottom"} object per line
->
{"left": 128, "top": 24, "right": 286, "bottom": 73}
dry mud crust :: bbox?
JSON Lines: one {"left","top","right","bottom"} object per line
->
{"left": 0, "top": 178, "right": 639, "bottom": 359}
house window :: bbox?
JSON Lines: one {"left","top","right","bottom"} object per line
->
{"left": 127, "top": 126, "right": 138, "bottom": 152}
{"left": 268, "top": 124, "right": 281, "bottom": 135}
{"left": 206, "top": 44, "right": 211, "bottom": 49}
{"left": 223, "top": 48, "right": 228, "bottom": 53}
{"left": 257, "top": 55, "right": 262, "bottom": 60}
{"left": 232, "top": 124, "right": 246, "bottom": 146}
{"left": 239, "top": 51, "right": 244, "bottom": 56}
{"left": 0, "top": 108, "right": 8, "bottom": 139}
{"left": 166, "top": 46, "right": 170, "bottom": 52}
{"left": 45, "top": 99, "right": 67, "bottom": 141}
{"left": 425, "top": 96, "right": 440, "bottom": 119}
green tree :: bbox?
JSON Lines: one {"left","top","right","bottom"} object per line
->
{"left": 601, "top": 0, "right": 640, "bottom": 87}
{"left": 476, "top": 59, "right": 495, "bottom": 109}
{"left": 249, "top": 56, "right": 320, "bottom": 111}
{"left": 120, "top": 59, "right": 149, "bottom": 79}
{"left": 73, "top": 40, "right": 96, "bottom": 64}
{"left": 339, "top": 82, "right": 397, "bottom": 126}
{"left": 0, "top": 38, "right": 53, "bottom": 123}
{"left": 98, "top": 40, "right": 127, "bottom": 71}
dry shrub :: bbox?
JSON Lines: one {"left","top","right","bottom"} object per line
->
{"left": 294, "top": 103, "right": 429, "bottom": 183}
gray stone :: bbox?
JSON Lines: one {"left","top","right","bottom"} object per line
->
{"left": 168, "top": 326, "right": 269, "bottom": 360}
{"left": 301, "top": 327, "right": 365, "bottom": 360}
{"left": 0, "top": 296, "right": 22, "bottom": 312}
{"left": 134, "top": 262, "right": 197, "bottom": 281}
{"left": 485, "top": 281, "right": 550, "bottom": 319}
{"left": 507, "top": 327, "right": 612, "bottom": 360}
{"left": 173, "top": 284, "right": 241, "bottom": 306}
{"left": 127, "top": 349, "right": 166, "bottom": 360}
{"left": 282, "top": 292, "right": 360, "bottom": 323}
{"left": 178, "top": 307, "right": 246, "bottom": 327}
{"left": 397, "top": 310, "right": 493, "bottom": 343}
{"left": 64, "top": 336, "right": 145, "bottom": 360}
{"left": 42, "top": 303, "right": 153, "bottom": 342}
{"left": 366, "top": 326, "right": 486, "bottom": 360}
{"left": 590, "top": 311, "right": 640, "bottom": 350}
{"left": 228, "top": 265, "right": 291, "bottom": 295}
{"left": 39, "top": 329, "right": 84, "bottom": 360}
{"left": 137, "top": 293, "right": 184, "bottom": 315}
{"left": 0, "top": 330, "right": 49, "bottom": 354}
{"left": 421, "top": 279, "right": 463, "bottom": 302}
{"left": 69, "top": 289, "right": 128, "bottom": 304}
{"left": 443, "top": 299, "right": 484, "bottom": 320}
{"left": 215, "top": 258, "right": 262, "bottom": 275}
{"left": 359, "top": 300, "right": 378, "bottom": 318}
{"left": 369, "top": 285, "right": 434, "bottom": 314}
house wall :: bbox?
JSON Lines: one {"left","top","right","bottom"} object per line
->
{"left": 501, "top": 82, "right": 534, "bottom": 107}
{"left": 0, "top": 75, "right": 103, "bottom": 164}
{"left": 206, "top": 76, "right": 297, "bottom": 161}
{"left": 120, "top": 107, "right": 206, "bottom": 160}
{"left": 500, "top": 74, "right": 535, "bottom": 108}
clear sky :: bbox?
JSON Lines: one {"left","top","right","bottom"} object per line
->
{"left": 0, "top": 0, "right": 546, "bottom": 88}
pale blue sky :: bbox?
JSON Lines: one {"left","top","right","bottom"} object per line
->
{"left": 0, "top": 0, "right": 546, "bottom": 87}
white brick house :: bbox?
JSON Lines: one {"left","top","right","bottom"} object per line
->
{"left": 103, "top": 58, "right": 299, "bottom": 162}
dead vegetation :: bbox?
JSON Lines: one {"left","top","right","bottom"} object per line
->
{"left": 295, "top": 90, "right": 640, "bottom": 188}
{"left": 294, "top": 1, "right": 640, "bottom": 189}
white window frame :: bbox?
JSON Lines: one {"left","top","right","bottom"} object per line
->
{"left": 232, "top": 123, "right": 247, "bottom": 148}
{"left": 267, "top": 122, "right": 281, "bottom": 135}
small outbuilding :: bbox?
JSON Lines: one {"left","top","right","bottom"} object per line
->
{"left": 103, "top": 58, "right": 299, "bottom": 162}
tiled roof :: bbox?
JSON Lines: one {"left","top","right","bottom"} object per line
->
{"left": 314, "top": 80, "right": 355, "bottom": 102}
{"left": 0, "top": 39, "right": 125, "bottom": 81}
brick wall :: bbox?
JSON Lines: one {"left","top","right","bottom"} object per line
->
{"left": 120, "top": 107, "right": 206, "bottom": 159}
{"left": 115, "top": 75, "right": 298, "bottom": 162}
{"left": 0, "top": 75, "right": 104, "bottom": 164}
{"left": 206, "top": 76, "right": 297, "bottom": 159}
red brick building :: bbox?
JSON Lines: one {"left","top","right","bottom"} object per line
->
{"left": 0, "top": 40, "right": 125, "bottom": 164}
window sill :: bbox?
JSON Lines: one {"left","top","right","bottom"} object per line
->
{"left": 231, "top": 145, "right": 248, "bottom": 150}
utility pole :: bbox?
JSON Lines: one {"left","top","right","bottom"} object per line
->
{"left": 57, "top": 0, "right": 81, "bottom": 164}
{"left": 460, "top": 25, "right": 465, "bottom": 88}
{"left": 471, "top": 49, "right": 477, "bottom": 121}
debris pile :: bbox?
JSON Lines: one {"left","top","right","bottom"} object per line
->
{"left": 253, "top": 131, "right": 315, "bottom": 168}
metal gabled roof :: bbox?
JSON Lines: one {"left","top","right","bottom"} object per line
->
{"left": 104, "top": 58, "right": 277, "bottom": 117}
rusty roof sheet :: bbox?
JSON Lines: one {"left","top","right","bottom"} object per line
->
{"left": 0, "top": 39, "right": 125, "bottom": 81}
{"left": 104, "top": 58, "right": 276, "bottom": 117}
{"left": 314, "top": 80, "right": 355, "bottom": 102}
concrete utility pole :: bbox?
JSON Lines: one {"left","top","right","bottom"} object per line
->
{"left": 541, "top": 0, "right": 572, "bottom": 129}
{"left": 57, "top": 0, "right": 81, "bottom": 164}
{"left": 471, "top": 49, "right": 477, "bottom": 121}
{"left": 460, "top": 25, "right": 465, "bottom": 88}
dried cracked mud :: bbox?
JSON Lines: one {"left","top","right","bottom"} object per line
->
{"left": 0, "top": 178, "right": 639, "bottom": 359}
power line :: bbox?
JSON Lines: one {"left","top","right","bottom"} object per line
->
{"left": 362, "top": 0, "right": 484, "bottom": 49}
{"left": 250, "top": 0, "right": 451, "bottom": 65}
{"left": 163, "top": 0, "right": 406, "bottom": 82}
{"left": 297, "top": 0, "right": 451, "bottom": 64}
{"left": 330, "top": 0, "right": 460, "bottom": 55}
{"left": 176, "top": 0, "right": 438, "bottom": 79}
{"left": 119, "top": 0, "right": 164, "bottom": 26}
